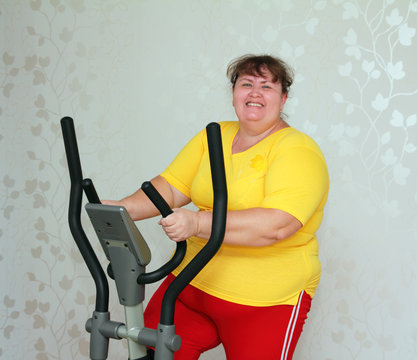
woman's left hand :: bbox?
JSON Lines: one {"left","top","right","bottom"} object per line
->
{"left": 158, "top": 208, "right": 199, "bottom": 242}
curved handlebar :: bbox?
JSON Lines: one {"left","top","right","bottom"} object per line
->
{"left": 60, "top": 117, "right": 227, "bottom": 326}
{"left": 60, "top": 117, "right": 109, "bottom": 312}
{"left": 137, "top": 181, "right": 187, "bottom": 284}
{"left": 160, "top": 122, "right": 227, "bottom": 325}
{"left": 141, "top": 181, "right": 173, "bottom": 217}
{"left": 82, "top": 178, "right": 101, "bottom": 204}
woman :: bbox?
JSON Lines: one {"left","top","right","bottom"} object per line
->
{"left": 105, "top": 54, "right": 329, "bottom": 359}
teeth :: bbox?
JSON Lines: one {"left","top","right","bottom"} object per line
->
{"left": 247, "top": 102, "right": 263, "bottom": 107}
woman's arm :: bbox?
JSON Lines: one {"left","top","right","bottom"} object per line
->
{"left": 102, "top": 175, "right": 191, "bottom": 221}
{"left": 159, "top": 207, "right": 302, "bottom": 247}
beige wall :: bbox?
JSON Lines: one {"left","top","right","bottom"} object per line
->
{"left": 1, "top": 0, "right": 416, "bottom": 359}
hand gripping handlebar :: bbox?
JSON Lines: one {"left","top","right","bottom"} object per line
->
{"left": 137, "top": 182, "right": 187, "bottom": 284}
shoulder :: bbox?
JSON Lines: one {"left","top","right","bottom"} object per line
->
{"left": 272, "top": 127, "right": 326, "bottom": 160}
{"left": 267, "top": 128, "right": 330, "bottom": 188}
{"left": 274, "top": 127, "right": 317, "bottom": 147}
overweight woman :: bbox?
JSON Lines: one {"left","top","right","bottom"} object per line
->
{"left": 104, "top": 54, "right": 329, "bottom": 360}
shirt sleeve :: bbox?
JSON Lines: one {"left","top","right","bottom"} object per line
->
{"left": 160, "top": 129, "right": 206, "bottom": 198}
{"left": 261, "top": 146, "right": 329, "bottom": 225}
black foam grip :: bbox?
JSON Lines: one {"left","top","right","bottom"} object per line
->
{"left": 141, "top": 181, "right": 173, "bottom": 218}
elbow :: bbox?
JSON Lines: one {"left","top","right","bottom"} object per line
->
{"left": 259, "top": 230, "right": 290, "bottom": 246}
{"left": 274, "top": 222, "right": 302, "bottom": 242}
{"left": 256, "top": 224, "right": 301, "bottom": 246}
{"left": 274, "top": 228, "right": 293, "bottom": 242}
{"left": 259, "top": 209, "right": 303, "bottom": 244}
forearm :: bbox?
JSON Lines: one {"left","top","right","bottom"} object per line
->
{"left": 104, "top": 175, "right": 190, "bottom": 221}
{"left": 196, "top": 207, "right": 302, "bottom": 247}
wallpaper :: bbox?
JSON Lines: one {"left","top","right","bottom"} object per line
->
{"left": 1, "top": 0, "right": 416, "bottom": 359}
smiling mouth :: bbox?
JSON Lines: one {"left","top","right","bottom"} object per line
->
{"left": 246, "top": 102, "right": 264, "bottom": 107}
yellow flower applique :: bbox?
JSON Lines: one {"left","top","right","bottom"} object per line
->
{"left": 250, "top": 155, "right": 267, "bottom": 171}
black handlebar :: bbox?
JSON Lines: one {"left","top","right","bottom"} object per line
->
{"left": 141, "top": 181, "right": 173, "bottom": 217}
{"left": 137, "top": 181, "right": 187, "bottom": 284}
{"left": 160, "top": 122, "right": 227, "bottom": 325}
{"left": 82, "top": 178, "right": 101, "bottom": 204}
{"left": 60, "top": 117, "right": 227, "bottom": 328}
{"left": 60, "top": 117, "right": 109, "bottom": 312}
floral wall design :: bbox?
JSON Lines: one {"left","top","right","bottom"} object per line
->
{"left": 1, "top": 1, "right": 416, "bottom": 359}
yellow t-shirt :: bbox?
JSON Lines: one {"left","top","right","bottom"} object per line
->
{"left": 161, "top": 121, "right": 329, "bottom": 306}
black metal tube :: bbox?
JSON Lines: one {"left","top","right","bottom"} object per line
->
{"left": 138, "top": 181, "right": 186, "bottom": 284}
{"left": 160, "top": 122, "right": 227, "bottom": 325}
{"left": 60, "top": 117, "right": 109, "bottom": 313}
{"left": 82, "top": 178, "right": 101, "bottom": 204}
{"left": 137, "top": 242, "right": 186, "bottom": 284}
{"left": 141, "top": 181, "right": 173, "bottom": 218}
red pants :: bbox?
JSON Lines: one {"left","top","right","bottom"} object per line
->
{"left": 144, "top": 274, "right": 312, "bottom": 360}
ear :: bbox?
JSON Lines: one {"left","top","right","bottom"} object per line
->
{"left": 280, "top": 93, "right": 288, "bottom": 110}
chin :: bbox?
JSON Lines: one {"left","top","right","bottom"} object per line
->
{"left": 240, "top": 116, "right": 264, "bottom": 123}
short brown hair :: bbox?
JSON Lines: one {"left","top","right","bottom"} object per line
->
{"left": 226, "top": 54, "right": 294, "bottom": 94}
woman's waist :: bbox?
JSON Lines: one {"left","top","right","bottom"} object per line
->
{"left": 171, "top": 237, "right": 321, "bottom": 306}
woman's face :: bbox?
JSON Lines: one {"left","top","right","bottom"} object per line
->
{"left": 232, "top": 69, "right": 287, "bottom": 131}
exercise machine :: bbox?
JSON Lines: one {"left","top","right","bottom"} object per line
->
{"left": 60, "top": 117, "right": 227, "bottom": 360}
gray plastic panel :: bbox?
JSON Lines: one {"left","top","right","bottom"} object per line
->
{"left": 85, "top": 204, "right": 151, "bottom": 266}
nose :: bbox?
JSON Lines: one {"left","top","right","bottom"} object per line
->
{"left": 250, "top": 86, "right": 261, "bottom": 97}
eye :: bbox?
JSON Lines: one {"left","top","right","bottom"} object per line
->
{"left": 242, "top": 83, "right": 252, "bottom": 87}
{"left": 262, "top": 84, "right": 272, "bottom": 89}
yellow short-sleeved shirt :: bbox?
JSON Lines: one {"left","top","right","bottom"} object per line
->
{"left": 161, "top": 121, "right": 329, "bottom": 306}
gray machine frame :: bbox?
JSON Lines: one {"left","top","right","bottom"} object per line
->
{"left": 61, "top": 116, "right": 227, "bottom": 360}
{"left": 85, "top": 204, "right": 180, "bottom": 360}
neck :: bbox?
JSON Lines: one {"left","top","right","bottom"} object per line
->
{"left": 232, "top": 119, "right": 289, "bottom": 154}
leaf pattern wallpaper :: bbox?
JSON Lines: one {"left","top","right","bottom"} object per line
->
{"left": 1, "top": 1, "right": 416, "bottom": 359}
